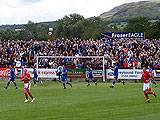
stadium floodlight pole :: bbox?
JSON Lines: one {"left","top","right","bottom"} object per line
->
{"left": 36, "top": 56, "right": 106, "bottom": 82}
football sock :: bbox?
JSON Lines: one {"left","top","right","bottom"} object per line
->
{"left": 59, "top": 75, "right": 61, "bottom": 81}
{"left": 27, "top": 89, "right": 33, "bottom": 99}
{"left": 67, "top": 82, "right": 72, "bottom": 87}
{"left": 153, "top": 92, "right": 157, "bottom": 98}
{"left": 144, "top": 91, "right": 149, "bottom": 99}
{"left": 63, "top": 83, "right": 66, "bottom": 89}
{"left": 95, "top": 82, "right": 97, "bottom": 86}
{"left": 112, "top": 80, "right": 116, "bottom": 86}
{"left": 13, "top": 81, "right": 18, "bottom": 88}
{"left": 25, "top": 93, "right": 29, "bottom": 100}
{"left": 34, "top": 79, "right": 36, "bottom": 84}
{"left": 153, "top": 81, "right": 157, "bottom": 85}
{"left": 88, "top": 80, "right": 90, "bottom": 84}
{"left": 87, "top": 80, "right": 90, "bottom": 86}
{"left": 122, "top": 81, "right": 125, "bottom": 85}
{"left": 6, "top": 81, "right": 10, "bottom": 88}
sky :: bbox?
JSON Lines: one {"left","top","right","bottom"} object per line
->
{"left": 0, "top": 0, "right": 149, "bottom": 25}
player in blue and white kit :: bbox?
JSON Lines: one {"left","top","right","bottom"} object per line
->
{"left": 57, "top": 66, "right": 63, "bottom": 81}
{"left": 5, "top": 65, "right": 18, "bottom": 89}
{"left": 86, "top": 65, "right": 97, "bottom": 86}
{"left": 149, "top": 66, "right": 157, "bottom": 87}
{"left": 61, "top": 65, "right": 72, "bottom": 89}
{"left": 110, "top": 63, "right": 125, "bottom": 88}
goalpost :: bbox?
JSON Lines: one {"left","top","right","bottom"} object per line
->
{"left": 36, "top": 56, "right": 106, "bottom": 82}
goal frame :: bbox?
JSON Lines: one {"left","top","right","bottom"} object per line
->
{"left": 36, "top": 56, "right": 106, "bottom": 82}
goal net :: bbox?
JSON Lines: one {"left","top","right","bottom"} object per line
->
{"left": 36, "top": 56, "right": 106, "bottom": 82}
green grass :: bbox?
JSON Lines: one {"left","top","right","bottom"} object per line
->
{"left": 0, "top": 81, "right": 160, "bottom": 120}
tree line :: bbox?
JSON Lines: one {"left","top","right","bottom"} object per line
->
{"left": 0, "top": 13, "right": 160, "bottom": 40}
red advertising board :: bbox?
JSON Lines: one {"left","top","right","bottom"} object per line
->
{"left": 0, "top": 68, "right": 10, "bottom": 77}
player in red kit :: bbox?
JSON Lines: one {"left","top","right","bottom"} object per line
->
{"left": 21, "top": 69, "right": 35, "bottom": 103}
{"left": 141, "top": 66, "right": 157, "bottom": 103}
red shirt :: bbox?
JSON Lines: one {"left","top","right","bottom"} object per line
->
{"left": 142, "top": 71, "right": 152, "bottom": 83}
{"left": 123, "top": 62, "right": 129, "bottom": 68}
{"left": 132, "top": 61, "right": 138, "bottom": 68}
{"left": 21, "top": 72, "right": 31, "bottom": 83}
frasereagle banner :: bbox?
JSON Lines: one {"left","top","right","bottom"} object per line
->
{"left": 101, "top": 32, "right": 144, "bottom": 39}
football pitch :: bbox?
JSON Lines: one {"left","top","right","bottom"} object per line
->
{"left": 0, "top": 81, "right": 160, "bottom": 120}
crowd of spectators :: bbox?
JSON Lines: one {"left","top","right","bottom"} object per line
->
{"left": 0, "top": 38, "right": 160, "bottom": 69}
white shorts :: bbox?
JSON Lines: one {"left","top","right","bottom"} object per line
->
{"left": 143, "top": 83, "right": 150, "bottom": 91}
{"left": 24, "top": 82, "right": 31, "bottom": 90}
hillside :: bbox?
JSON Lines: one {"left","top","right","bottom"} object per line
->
{"left": 100, "top": 1, "right": 160, "bottom": 22}
{"left": 1, "top": 1, "right": 160, "bottom": 30}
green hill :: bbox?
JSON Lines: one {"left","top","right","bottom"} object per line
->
{"left": 1, "top": 1, "right": 160, "bottom": 30}
{"left": 100, "top": 1, "right": 160, "bottom": 22}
